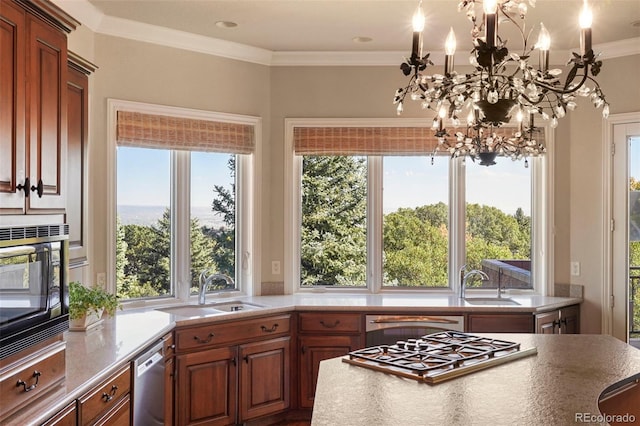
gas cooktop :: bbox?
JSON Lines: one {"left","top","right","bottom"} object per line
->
{"left": 343, "top": 331, "right": 537, "bottom": 384}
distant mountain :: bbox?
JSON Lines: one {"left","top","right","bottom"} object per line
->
{"left": 118, "top": 205, "right": 226, "bottom": 228}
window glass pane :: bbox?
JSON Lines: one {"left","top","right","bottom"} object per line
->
{"left": 116, "top": 147, "right": 172, "bottom": 299}
{"left": 465, "top": 159, "right": 532, "bottom": 289}
{"left": 300, "top": 156, "right": 367, "bottom": 287}
{"left": 190, "top": 153, "right": 237, "bottom": 294}
{"left": 383, "top": 156, "right": 449, "bottom": 287}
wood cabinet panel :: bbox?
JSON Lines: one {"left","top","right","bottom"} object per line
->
{"left": 93, "top": 394, "right": 130, "bottom": 426}
{"left": 66, "top": 62, "right": 88, "bottom": 264}
{"left": 41, "top": 400, "right": 77, "bottom": 426}
{"left": 535, "top": 305, "right": 580, "bottom": 334}
{"left": 0, "top": 342, "right": 66, "bottom": 422}
{"left": 175, "top": 314, "right": 291, "bottom": 352}
{"left": 25, "top": 13, "right": 67, "bottom": 212}
{"left": 77, "top": 366, "right": 130, "bottom": 426}
{"left": 467, "top": 313, "right": 534, "bottom": 333}
{"left": 298, "top": 312, "right": 362, "bottom": 333}
{"left": 176, "top": 346, "right": 237, "bottom": 426}
{"left": 298, "top": 335, "right": 361, "bottom": 409}
{"left": 0, "top": 0, "right": 26, "bottom": 212}
{"left": 239, "top": 337, "right": 290, "bottom": 421}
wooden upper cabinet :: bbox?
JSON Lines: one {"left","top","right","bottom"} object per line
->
{"left": 0, "top": 0, "right": 26, "bottom": 212}
{"left": 0, "top": 0, "right": 78, "bottom": 215}
{"left": 67, "top": 53, "right": 96, "bottom": 265}
{"left": 26, "top": 13, "right": 68, "bottom": 212}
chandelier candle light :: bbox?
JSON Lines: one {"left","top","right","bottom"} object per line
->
{"left": 394, "top": 0, "right": 608, "bottom": 166}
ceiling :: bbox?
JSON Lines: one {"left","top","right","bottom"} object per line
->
{"left": 84, "top": 0, "right": 640, "bottom": 54}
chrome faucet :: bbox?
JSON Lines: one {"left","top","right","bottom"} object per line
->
{"left": 460, "top": 267, "right": 490, "bottom": 299}
{"left": 198, "top": 271, "right": 234, "bottom": 305}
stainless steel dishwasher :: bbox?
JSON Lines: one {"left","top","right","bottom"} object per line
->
{"left": 132, "top": 340, "right": 165, "bottom": 425}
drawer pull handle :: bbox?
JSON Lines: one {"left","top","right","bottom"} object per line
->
{"left": 320, "top": 320, "right": 341, "bottom": 329}
{"left": 261, "top": 324, "right": 279, "bottom": 333}
{"left": 193, "top": 332, "right": 215, "bottom": 344}
{"left": 102, "top": 385, "right": 118, "bottom": 402}
{"left": 16, "top": 371, "right": 41, "bottom": 392}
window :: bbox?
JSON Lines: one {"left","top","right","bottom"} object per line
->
{"left": 286, "top": 119, "right": 551, "bottom": 294}
{"left": 109, "top": 100, "right": 259, "bottom": 303}
{"left": 382, "top": 156, "right": 449, "bottom": 287}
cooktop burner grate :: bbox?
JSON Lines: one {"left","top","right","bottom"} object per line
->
{"left": 343, "top": 331, "right": 537, "bottom": 384}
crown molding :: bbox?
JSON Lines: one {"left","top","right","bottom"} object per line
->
{"left": 52, "top": 0, "right": 640, "bottom": 67}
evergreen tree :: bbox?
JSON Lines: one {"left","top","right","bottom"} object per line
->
{"left": 301, "top": 156, "right": 367, "bottom": 286}
{"left": 207, "top": 155, "right": 236, "bottom": 277}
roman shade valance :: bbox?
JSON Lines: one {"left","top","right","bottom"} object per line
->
{"left": 117, "top": 111, "right": 255, "bottom": 154}
{"left": 293, "top": 126, "right": 544, "bottom": 156}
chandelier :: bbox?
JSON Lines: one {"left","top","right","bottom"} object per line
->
{"left": 394, "top": 0, "right": 608, "bottom": 166}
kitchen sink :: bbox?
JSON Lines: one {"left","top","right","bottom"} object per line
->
{"left": 157, "top": 301, "right": 265, "bottom": 317}
{"left": 464, "top": 297, "right": 521, "bottom": 306}
{"left": 206, "top": 301, "right": 266, "bottom": 312}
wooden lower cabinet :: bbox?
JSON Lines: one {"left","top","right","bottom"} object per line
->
{"left": 77, "top": 365, "right": 131, "bottom": 426}
{"left": 466, "top": 313, "right": 534, "bottom": 333}
{"left": 298, "top": 334, "right": 362, "bottom": 409}
{"left": 176, "top": 346, "right": 237, "bottom": 426}
{"left": 174, "top": 316, "right": 292, "bottom": 425}
{"left": 535, "top": 305, "right": 580, "bottom": 334}
{"left": 297, "top": 312, "right": 364, "bottom": 410}
{"left": 41, "top": 401, "right": 77, "bottom": 426}
{"left": 239, "top": 337, "right": 290, "bottom": 421}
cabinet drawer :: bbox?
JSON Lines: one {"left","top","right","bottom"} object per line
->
{"left": 78, "top": 365, "right": 130, "bottom": 425}
{"left": 0, "top": 342, "right": 65, "bottom": 421}
{"left": 175, "top": 314, "right": 291, "bottom": 352}
{"left": 299, "top": 313, "right": 362, "bottom": 333}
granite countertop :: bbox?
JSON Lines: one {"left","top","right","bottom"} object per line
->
{"left": 4, "top": 293, "right": 582, "bottom": 424}
{"left": 311, "top": 334, "right": 640, "bottom": 426}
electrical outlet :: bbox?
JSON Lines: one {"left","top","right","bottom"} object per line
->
{"left": 271, "top": 261, "right": 281, "bottom": 275}
{"left": 570, "top": 262, "right": 580, "bottom": 277}
{"left": 97, "top": 272, "right": 106, "bottom": 288}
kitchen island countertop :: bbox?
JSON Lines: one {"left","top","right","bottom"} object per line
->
{"left": 311, "top": 334, "right": 640, "bottom": 426}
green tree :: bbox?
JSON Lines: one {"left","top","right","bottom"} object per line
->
{"left": 301, "top": 156, "right": 367, "bottom": 286}
{"left": 383, "top": 209, "right": 448, "bottom": 286}
{"left": 117, "top": 209, "right": 217, "bottom": 299}
{"left": 206, "top": 155, "right": 236, "bottom": 278}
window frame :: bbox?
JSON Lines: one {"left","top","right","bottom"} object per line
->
{"left": 285, "top": 118, "right": 554, "bottom": 296}
{"left": 107, "top": 99, "right": 262, "bottom": 307}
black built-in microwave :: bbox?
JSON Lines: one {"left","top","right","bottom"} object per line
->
{"left": 0, "top": 224, "right": 69, "bottom": 360}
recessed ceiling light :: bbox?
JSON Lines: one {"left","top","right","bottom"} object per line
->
{"left": 353, "top": 36, "right": 373, "bottom": 43}
{"left": 215, "top": 21, "right": 238, "bottom": 29}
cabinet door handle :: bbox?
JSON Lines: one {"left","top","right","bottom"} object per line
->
{"left": 244, "top": 355, "right": 249, "bottom": 364}
{"left": 30, "top": 179, "right": 43, "bottom": 198}
{"left": 16, "top": 371, "right": 41, "bottom": 392}
{"left": 193, "top": 332, "right": 215, "bottom": 344}
{"left": 320, "top": 320, "right": 340, "bottom": 329}
{"left": 301, "top": 346, "right": 306, "bottom": 354}
{"left": 231, "top": 358, "right": 237, "bottom": 366}
{"left": 16, "top": 178, "right": 30, "bottom": 197}
{"left": 260, "top": 324, "right": 279, "bottom": 333}
{"left": 101, "top": 385, "right": 118, "bottom": 402}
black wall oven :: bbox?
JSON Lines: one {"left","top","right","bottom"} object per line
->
{"left": 0, "top": 225, "right": 69, "bottom": 360}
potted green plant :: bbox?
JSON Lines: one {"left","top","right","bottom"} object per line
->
{"left": 68, "top": 281, "right": 121, "bottom": 331}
